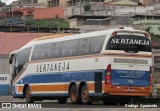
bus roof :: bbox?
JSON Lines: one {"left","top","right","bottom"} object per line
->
{"left": 18, "top": 28, "right": 149, "bottom": 51}
{"left": 31, "top": 33, "right": 74, "bottom": 42}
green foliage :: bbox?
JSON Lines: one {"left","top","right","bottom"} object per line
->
{"left": 83, "top": 2, "right": 90, "bottom": 11}
{"left": 26, "top": 18, "right": 69, "bottom": 28}
{"left": 151, "top": 34, "right": 160, "bottom": 41}
{"left": 0, "top": 0, "right": 5, "bottom": 6}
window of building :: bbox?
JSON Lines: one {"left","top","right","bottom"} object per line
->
{"left": 33, "top": 0, "right": 38, "bottom": 3}
{"left": 91, "top": 0, "right": 104, "bottom": 2}
{"left": 154, "top": 56, "right": 160, "bottom": 63}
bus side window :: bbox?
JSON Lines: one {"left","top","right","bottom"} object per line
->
{"left": 62, "top": 39, "right": 79, "bottom": 57}
{"left": 46, "top": 42, "right": 62, "bottom": 58}
{"left": 32, "top": 44, "right": 46, "bottom": 60}
{"left": 90, "top": 36, "right": 106, "bottom": 54}
{"left": 78, "top": 38, "right": 91, "bottom": 55}
{"left": 17, "top": 47, "right": 31, "bottom": 73}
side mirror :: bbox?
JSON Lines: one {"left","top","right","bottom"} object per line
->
{"left": 9, "top": 54, "right": 14, "bottom": 64}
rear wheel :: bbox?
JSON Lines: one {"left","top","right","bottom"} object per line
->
{"left": 58, "top": 97, "right": 67, "bottom": 104}
{"left": 81, "top": 85, "right": 92, "bottom": 105}
{"left": 70, "top": 85, "right": 79, "bottom": 104}
{"left": 25, "top": 86, "right": 34, "bottom": 103}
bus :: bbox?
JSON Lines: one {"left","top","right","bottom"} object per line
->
{"left": 9, "top": 29, "right": 152, "bottom": 104}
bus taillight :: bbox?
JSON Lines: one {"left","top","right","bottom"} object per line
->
{"left": 149, "top": 66, "right": 152, "bottom": 85}
{"left": 145, "top": 33, "right": 150, "bottom": 37}
{"left": 105, "top": 64, "right": 111, "bottom": 85}
{"left": 112, "top": 32, "right": 117, "bottom": 36}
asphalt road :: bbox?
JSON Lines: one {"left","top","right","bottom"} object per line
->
{"left": 0, "top": 96, "right": 160, "bottom": 111}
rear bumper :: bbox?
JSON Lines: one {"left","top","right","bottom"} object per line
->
{"left": 103, "top": 85, "right": 151, "bottom": 97}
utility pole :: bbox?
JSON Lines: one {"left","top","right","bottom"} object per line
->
{"left": 56, "top": 15, "right": 60, "bottom": 33}
{"left": 80, "top": 0, "right": 82, "bottom": 15}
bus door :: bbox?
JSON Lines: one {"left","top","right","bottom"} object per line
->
{"left": 9, "top": 53, "right": 18, "bottom": 80}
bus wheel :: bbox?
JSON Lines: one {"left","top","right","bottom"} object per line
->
{"left": 70, "top": 85, "right": 79, "bottom": 104}
{"left": 58, "top": 97, "right": 67, "bottom": 104}
{"left": 25, "top": 86, "right": 34, "bottom": 103}
{"left": 81, "top": 85, "right": 92, "bottom": 105}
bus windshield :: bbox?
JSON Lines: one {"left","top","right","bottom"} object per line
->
{"left": 106, "top": 35, "right": 151, "bottom": 52}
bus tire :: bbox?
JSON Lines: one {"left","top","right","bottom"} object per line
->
{"left": 81, "top": 85, "right": 92, "bottom": 105}
{"left": 70, "top": 85, "right": 79, "bottom": 104}
{"left": 58, "top": 97, "right": 67, "bottom": 104}
{"left": 25, "top": 86, "right": 34, "bottom": 103}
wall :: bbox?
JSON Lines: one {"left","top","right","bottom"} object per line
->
{"left": 65, "top": 7, "right": 84, "bottom": 17}
{"left": 112, "top": 6, "right": 146, "bottom": 15}
{"left": 155, "top": 3, "right": 160, "bottom": 9}
{"left": 69, "top": 19, "right": 77, "bottom": 28}
{"left": 0, "top": 32, "right": 50, "bottom": 55}
{"left": 0, "top": 32, "right": 51, "bottom": 81}
{"left": 0, "top": 74, "right": 11, "bottom": 95}
{"left": 34, "top": 7, "right": 64, "bottom": 19}
{"left": 38, "top": 0, "right": 48, "bottom": 4}
{"left": 59, "top": 0, "right": 68, "bottom": 8}
{"left": 0, "top": 59, "right": 9, "bottom": 74}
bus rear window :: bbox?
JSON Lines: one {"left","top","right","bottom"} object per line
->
{"left": 106, "top": 35, "right": 151, "bottom": 52}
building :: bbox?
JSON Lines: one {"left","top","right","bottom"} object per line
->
{"left": 68, "top": 15, "right": 122, "bottom": 32}
{"left": 47, "top": 0, "right": 68, "bottom": 8}
{"left": 18, "top": 0, "right": 69, "bottom": 8}
{"left": 0, "top": 6, "right": 65, "bottom": 25}
{"left": 8, "top": 8, "right": 34, "bottom": 17}
{"left": 139, "top": 0, "right": 153, "bottom": 5}
{"left": 64, "top": 0, "right": 113, "bottom": 17}
{"left": 132, "top": 14, "right": 160, "bottom": 35}
{"left": 18, "top": 0, "right": 38, "bottom": 4}
{"left": 64, "top": 0, "right": 154, "bottom": 17}
{"left": 34, "top": 7, "right": 64, "bottom": 20}
{"left": 104, "top": 0, "right": 148, "bottom": 15}
{"left": 12, "top": 0, "right": 46, "bottom": 8}
{"left": 0, "top": 7, "right": 34, "bottom": 26}
{"left": 153, "top": 0, "right": 160, "bottom": 14}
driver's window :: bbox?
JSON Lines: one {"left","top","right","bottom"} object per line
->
{"left": 16, "top": 47, "right": 31, "bottom": 74}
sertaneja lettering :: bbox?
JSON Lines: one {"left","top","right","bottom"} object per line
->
{"left": 36, "top": 62, "right": 70, "bottom": 73}
{"left": 111, "top": 38, "right": 150, "bottom": 45}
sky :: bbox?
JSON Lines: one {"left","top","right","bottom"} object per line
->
{"left": 2, "top": 0, "right": 17, "bottom": 5}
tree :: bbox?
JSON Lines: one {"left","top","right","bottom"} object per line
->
{"left": 0, "top": 0, "right": 6, "bottom": 7}
{"left": 84, "top": 2, "right": 90, "bottom": 12}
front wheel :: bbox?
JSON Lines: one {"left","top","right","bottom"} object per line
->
{"left": 81, "top": 85, "right": 92, "bottom": 105}
{"left": 25, "top": 86, "right": 34, "bottom": 103}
